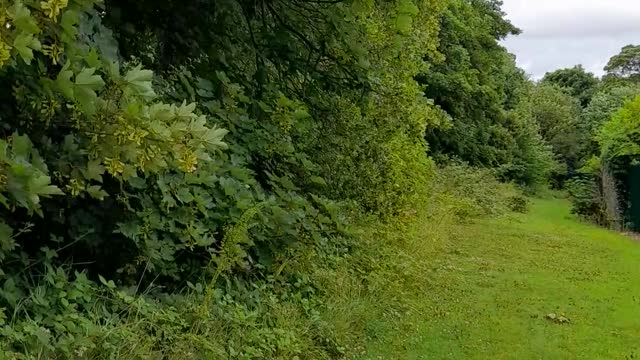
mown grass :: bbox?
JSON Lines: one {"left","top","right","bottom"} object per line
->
{"left": 360, "top": 198, "right": 640, "bottom": 359}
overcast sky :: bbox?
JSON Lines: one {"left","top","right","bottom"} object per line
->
{"left": 501, "top": 0, "right": 640, "bottom": 79}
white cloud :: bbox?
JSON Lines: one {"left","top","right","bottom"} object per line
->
{"left": 500, "top": 0, "right": 640, "bottom": 79}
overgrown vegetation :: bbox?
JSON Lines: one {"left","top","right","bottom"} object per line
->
{"left": 1, "top": 0, "right": 638, "bottom": 357}
{"left": 561, "top": 44, "right": 640, "bottom": 230}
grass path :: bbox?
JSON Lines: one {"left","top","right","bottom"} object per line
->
{"left": 365, "top": 198, "right": 640, "bottom": 359}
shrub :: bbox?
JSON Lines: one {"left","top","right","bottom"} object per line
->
{"left": 566, "top": 176, "right": 607, "bottom": 225}
{"left": 0, "top": 0, "right": 449, "bottom": 356}
{"left": 508, "top": 194, "right": 530, "bottom": 213}
{"left": 429, "top": 163, "right": 522, "bottom": 220}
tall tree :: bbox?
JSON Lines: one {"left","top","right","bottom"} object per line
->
{"left": 542, "top": 65, "right": 599, "bottom": 107}
{"left": 604, "top": 45, "right": 640, "bottom": 80}
{"left": 498, "top": 87, "right": 557, "bottom": 188}
{"left": 528, "top": 84, "right": 583, "bottom": 178}
{"left": 420, "top": 0, "right": 524, "bottom": 167}
{"left": 583, "top": 85, "right": 640, "bottom": 139}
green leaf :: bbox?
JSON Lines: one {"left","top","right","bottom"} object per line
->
{"left": 11, "top": 133, "right": 32, "bottom": 160}
{"left": 8, "top": 1, "right": 40, "bottom": 34}
{"left": 12, "top": 32, "right": 41, "bottom": 64}
{"left": 124, "top": 65, "right": 155, "bottom": 98}
{"left": 310, "top": 176, "right": 327, "bottom": 187}
{"left": 31, "top": 175, "right": 64, "bottom": 197}
{"left": 87, "top": 185, "right": 109, "bottom": 200}
{"left": 175, "top": 101, "right": 196, "bottom": 119}
{"left": 193, "top": 124, "right": 229, "bottom": 152}
{"left": 294, "top": 109, "right": 310, "bottom": 120}
{"left": 84, "top": 48, "right": 101, "bottom": 68}
{"left": 60, "top": 10, "right": 79, "bottom": 43}
{"left": 220, "top": 178, "right": 236, "bottom": 197}
{"left": 0, "top": 194, "right": 9, "bottom": 209}
{"left": 0, "top": 140, "right": 7, "bottom": 161}
{"left": 149, "top": 104, "right": 175, "bottom": 123}
{"left": 74, "top": 67, "right": 104, "bottom": 114}
{"left": 176, "top": 187, "right": 194, "bottom": 203}
{"left": 56, "top": 64, "right": 75, "bottom": 100}
{"left": 83, "top": 160, "right": 105, "bottom": 182}
{"left": 0, "top": 222, "right": 14, "bottom": 245}
{"left": 75, "top": 67, "right": 105, "bottom": 90}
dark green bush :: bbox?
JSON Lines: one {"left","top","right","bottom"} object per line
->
{"left": 508, "top": 194, "right": 530, "bottom": 213}
{"left": 566, "top": 176, "right": 607, "bottom": 225}
{"left": 0, "top": 0, "right": 448, "bottom": 356}
{"left": 0, "top": 0, "right": 554, "bottom": 357}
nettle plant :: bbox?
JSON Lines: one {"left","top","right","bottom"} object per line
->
{"left": 0, "top": 0, "right": 229, "bottom": 275}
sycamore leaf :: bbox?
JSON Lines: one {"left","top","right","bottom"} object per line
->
{"left": 175, "top": 101, "right": 197, "bottom": 119}
{"left": 148, "top": 103, "right": 175, "bottom": 122}
{"left": 202, "top": 127, "right": 229, "bottom": 151}
{"left": 56, "top": 64, "right": 75, "bottom": 100}
{"left": 84, "top": 48, "right": 101, "bottom": 68}
{"left": 75, "top": 88, "right": 97, "bottom": 114}
{"left": 60, "top": 10, "right": 79, "bottom": 42}
{"left": 83, "top": 160, "right": 105, "bottom": 182}
{"left": 87, "top": 185, "right": 108, "bottom": 200}
{"left": 75, "top": 67, "right": 105, "bottom": 90}
{"left": 11, "top": 133, "right": 32, "bottom": 160}
{"left": 74, "top": 68, "right": 104, "bottom": 114}
{"left": 124, "top": 65, "right": 155, "bottom": 98}
{"left": 0, "top": 194, "right": 8, "bottom": 209}
{"left": 31, "top": 175, "right": 64, "bottom": 197}
{"left": 98, "top": 275, "right": 116, "bottom": 289}
{"left": 0, "top": 140, "right": 7, "bottom": 161}
{"left": 294, "top": 109, "right": 310, "bottom": 120}
{"left": 12, "top": 32, "right": 41, "bottom": 64}
{"left": 148, "top": 120, "right": 171, "bottom": 138}
{"left": 8, "top": 1, "right": 40, "bottom": 34}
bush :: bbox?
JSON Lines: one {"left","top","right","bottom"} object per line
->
{"left": 0, "top": 0, "right": 553, "bottom": 357}
{"left": 508, "top": 194, "right": 530, "bottom": 213}
{"left": 0, "top": 0, "right": 448, "bottom": 357}
{"left": 1, "top": 161, "right": 522, "bottom": 360}
{"left": 429, "top": 163, "right": 523, "bottom": 220}
{"left": 566, "top": 176, "right": 607, "bottom": 225}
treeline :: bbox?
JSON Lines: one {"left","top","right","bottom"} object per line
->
{"left": 563, "top": 46, "right": 640, "bottom": 229}
{"left": 0, "top": 0, "right": 634, "bottom": 357}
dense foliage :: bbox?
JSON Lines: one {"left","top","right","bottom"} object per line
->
{"left": 598, "top": 96, "right": 640, "bottom": 159}
{"left": 541, "top": 65, "right": 599, "bottom": 107}
{"left": 421, "top": 0, "right": 524, "bottom": 167}
{"left": 526, "top": 84, "right": 584, "bottom": 182}
{"left": 5, "top": 0, "right": 630, "bottom": 357}
{"left": 564, "top": 45, "right": 640, "bottom": 229}
{"left": 416, "top": 0, "right": 570, "bottom": 189}
{"left": 0, "top": 0, "right": 455, "bottom": 357}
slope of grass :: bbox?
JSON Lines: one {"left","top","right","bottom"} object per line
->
{"left": 362, "top": 198, "right": 640, "bottom": 359}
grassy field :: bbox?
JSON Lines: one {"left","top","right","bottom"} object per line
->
{"left": 362, "top": 198, "right": 640, "bottom": 359}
